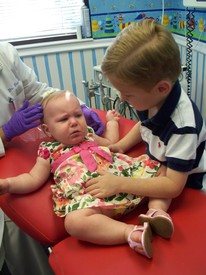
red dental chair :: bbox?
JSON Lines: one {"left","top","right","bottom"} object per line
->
{"left": 0, "top": 109, "right": 206, "bottom": 275}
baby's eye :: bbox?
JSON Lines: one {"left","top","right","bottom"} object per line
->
{"left": 59, "top": 117, "right": 68, "bottom": 122}
{"left": 75, "top": 113, "right": 82, "bottom": 118}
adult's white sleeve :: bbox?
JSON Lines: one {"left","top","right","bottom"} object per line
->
{"left": 0, "top": 139, "right": 5, "bottom": 158}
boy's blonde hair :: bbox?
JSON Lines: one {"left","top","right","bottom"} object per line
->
{"left": 101, "top": 19, "right": 181, "bottom": 89}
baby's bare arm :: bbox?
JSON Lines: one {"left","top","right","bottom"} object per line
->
{"left": 0, "top": 157, "right": 50, "bottom": 195}
{"left": 109, "top": 122, "right": 142, "bottom": 153}
{"left": 0, "top": 179, "right": 10, "bottom": 194}
{"left": 105, "top": 109, "right": 120, "bottom": 122}
{"left": 95, "top": 110, "right": 120, "bottom": 146}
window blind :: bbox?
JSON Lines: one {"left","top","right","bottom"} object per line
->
{"left": 0, "top": 0, "right": 84, "bottom": 43}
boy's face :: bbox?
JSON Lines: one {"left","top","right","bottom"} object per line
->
{"left": 42, "top": 93, "right": 87, "bottom": 145}
{"left": 109, "top": 76, "right": 168, "bottom": 112}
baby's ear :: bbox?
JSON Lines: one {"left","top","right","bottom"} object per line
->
{"left": 41, "top": 123, "right": 52, "bottom": 137}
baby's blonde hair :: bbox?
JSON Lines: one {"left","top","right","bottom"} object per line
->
{"left": 41, "top": 90, "right": 63, "bottom": 107}
{"left": 41, "top": 90, "right": 75, "bottom": 123}
{"left": 101, "top": 19, "right": 181, "bottom": 89}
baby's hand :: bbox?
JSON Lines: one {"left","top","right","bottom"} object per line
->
{"left": 0, "top": 179, "right": 9, "bottom": 195}
{"left": 106, "top": 109, "right": 120, "bottom": 122}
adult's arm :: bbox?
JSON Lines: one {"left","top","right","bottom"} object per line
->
{"left": 0, "top": 128, "right": 6, "bottom": 157}
{"left": 5, "top": 43, "right": 57, "bottom": 105}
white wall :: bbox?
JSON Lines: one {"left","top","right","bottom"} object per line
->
{"left": 17, "top": 39, "right": 110, "bottom": 107}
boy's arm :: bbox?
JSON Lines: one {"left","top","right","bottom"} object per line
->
{"left": 86, "top": 167, "right": 188, "bottom": 199}
{"left": 116, "top": 167, "right": 188, "bottom": 198}
{"left": 0, "top": 157, "right": 50, "bottom": 194}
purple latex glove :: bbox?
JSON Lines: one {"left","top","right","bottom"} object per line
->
{"left": 81, "top": 105, "right": 105, "bottom": 136}
{"left": 2, "top": 100, "right": 43, "bottom": 141}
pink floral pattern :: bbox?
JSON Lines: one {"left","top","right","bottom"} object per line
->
{"left": 38, "top": 127, "right": 159, "bottom": 217}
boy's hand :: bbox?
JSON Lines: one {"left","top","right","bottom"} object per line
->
{"left": 85, "top": 169, "right": 120, "bottom": 198}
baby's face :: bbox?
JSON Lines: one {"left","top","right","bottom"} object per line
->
{"left": 43, "top": 93, "right": 87, "bottom": 145}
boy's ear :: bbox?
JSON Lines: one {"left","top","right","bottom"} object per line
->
{"left": 41, "top": 123, "right": 52, "bottom": 137}
{"left": 156, "top": 80, "right": 171, "bottom": 95}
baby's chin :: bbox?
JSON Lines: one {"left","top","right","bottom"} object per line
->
{"left": 68, "top": 134, "right": 85, "bottom": 145}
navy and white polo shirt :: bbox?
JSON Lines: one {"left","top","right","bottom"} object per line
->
{"left": 137, "top": 80, "right": 206, "bottom": 189}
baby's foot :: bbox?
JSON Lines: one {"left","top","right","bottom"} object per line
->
{"left": 127, "top": 222, "right": 153, "bottom": 258}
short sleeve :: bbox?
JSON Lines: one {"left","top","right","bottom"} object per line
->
{"left": 86, "top": 126, "right": 95, "bottom": 140}
{"left": 37, "top": 142, "right": 51, "bottom": 160}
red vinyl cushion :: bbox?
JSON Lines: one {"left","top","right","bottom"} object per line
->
{"left": 1, "top": 108, "right": 206, "bottom": 274}
{"left": 0, "top": 109, "right": 144, "bottom": 246}
{"left": 0, "top": 130, "right": 67, "bottom": 245}
{"left": 49, "top": 187, "right": 206, "bottom": 275}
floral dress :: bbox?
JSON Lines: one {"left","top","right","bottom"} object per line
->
{"left": 38, "top": 127, "right": 159, "bottom": 217}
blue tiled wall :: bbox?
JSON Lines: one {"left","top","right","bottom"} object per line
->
{"left": 89, "top": 0, "right": 206, "bottom": 43}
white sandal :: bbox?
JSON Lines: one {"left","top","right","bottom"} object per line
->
{"left": 138, "top": 209, "right": 174, "bottom": 239}
{"left": 128, "top": 222, "right": 153, "bottom": 259}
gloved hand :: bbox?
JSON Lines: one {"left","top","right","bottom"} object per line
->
{"left": 2, "top": 100, "right": 43, "bottom": 141}
{"left": 81, "top": 105, "right": 105, "bottom": 136}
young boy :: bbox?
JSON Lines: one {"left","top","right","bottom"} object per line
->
{"left": 85, "top": 19, "right": 206, "bottom": 256}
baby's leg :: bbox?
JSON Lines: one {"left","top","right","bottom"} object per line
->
{"left": 64, "top": 208, "right": 135, "bottom": 245}
{"left": 65, "top": 208, "right": 154, "bottom": 258}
